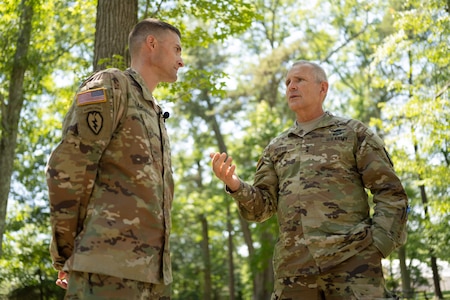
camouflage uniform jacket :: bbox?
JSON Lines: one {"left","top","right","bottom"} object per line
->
{"left": 46, "top": 68, "right": 174, "bottom": 284}
{"left": 228, "top": 112, "right": 408, "bottom": 279}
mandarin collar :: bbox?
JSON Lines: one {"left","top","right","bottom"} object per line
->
{"left": 126, "top": 68, "right": 155, "bottom": 103}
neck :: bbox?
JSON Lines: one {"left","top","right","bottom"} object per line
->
{"left": 131, "top": 61, "right": 158, "bottom": 92}
{"left": 296, "top": 109, "right": 325, "bottom": 123}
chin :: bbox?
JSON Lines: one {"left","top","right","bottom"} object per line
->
{"left": 163, "top": 77, "right": 177, "bottom": 83}
{"left": 169, "top": 74, "right": 178, "bottom": 82}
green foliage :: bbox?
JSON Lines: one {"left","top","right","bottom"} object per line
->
{"left": 141, "top": 0, "right": 256, "bottom": 48}
{"left": 2, "top": 0, "right": 449, "bottom": 298}
{"left": 369, "top": 3, "right": 450, "bottom": 295}
{"left": 0, "top": 203, "right": 63, "bottom": 299}
{"left": 1, "top": 0, "right": 95, "bottom": 298}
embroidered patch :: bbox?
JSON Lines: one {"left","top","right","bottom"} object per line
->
{"left": 77, "top": 88, "right": 107, "bottom": 106}
{"left": 87, "top": 111, "right": 103, "bottom": 135}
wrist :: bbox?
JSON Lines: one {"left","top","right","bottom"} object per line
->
{"left": 226, "top": 181, "right": 241, "bottom": 193}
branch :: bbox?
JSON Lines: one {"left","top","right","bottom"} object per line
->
{"left": 435, "top": 80, "right": 450, "bottom": 99}
{"left": 321, "top": 22, "right": 371, "bottom": 63}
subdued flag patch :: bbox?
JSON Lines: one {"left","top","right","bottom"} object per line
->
{"left": 77, "top": 88, "right": 107, "bottom": 106}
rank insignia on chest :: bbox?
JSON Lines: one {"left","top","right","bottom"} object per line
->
{"left": 77, "top": 88, "right": 107, "bottom": 106}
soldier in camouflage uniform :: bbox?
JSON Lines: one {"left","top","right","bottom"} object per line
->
{"left": 210, "top": 61, "right": 408, "bottom": 299}
{"left": 46, "top": 18, "right": 184, "bottom": 299}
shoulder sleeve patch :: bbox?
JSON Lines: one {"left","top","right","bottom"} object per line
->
{"left": 87, "top": 111, "right": 103, "bottom": 135}
{"left": 77, "top": 88, "right": 107, "bottom": 106}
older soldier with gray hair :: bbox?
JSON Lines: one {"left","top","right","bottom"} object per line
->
{"left": 210, "top": 60, "right": 408, "bottom": 299}
{"left": 46, "top": 18, "right": 184, "bottom": 299}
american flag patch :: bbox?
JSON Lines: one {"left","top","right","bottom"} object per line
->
{"left": 76, "top": 88, "right": 107, "bottom": 106}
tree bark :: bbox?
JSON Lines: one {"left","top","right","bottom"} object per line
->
{"left": 416, "top": 161, "right": 443, "bottom": 299}
{"left": 200, "top": 214, "right": 212, "bottom": 300}
{"left": 252, "top": 230, "right": 274, "bottom": 300}
{"left": 93, "top": 0, "right": 138, "bottom": 70}
{"left": 227, "top": 203, "right": 236, "bottom": 300}
{"left": 398, "top": 246, "right": 413, "bottom": 298}
{"left": 430, "top": 256, "right": 443, "bottom": 299}
{"left": 0, "top": 0, "right": 34, "bottom": 257}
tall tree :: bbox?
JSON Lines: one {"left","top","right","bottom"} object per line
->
{"left": 371, "top": 0, "right": 450, "bottom": 297}
{"left": 3, "top": 0, "right": 448, "bottom": 298}
{"left": 0, "top": 0, "right": 96, "bottom": 296}
{"left": 94, "top": 0, "right": 138, "bottom": 70}
{"left": 0, "top": 0, "right": 34, "bottom": 257}
{"left": 0, "top": 0, "right": 98, "bottom": 257}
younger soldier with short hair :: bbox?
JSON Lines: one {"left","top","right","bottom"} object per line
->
{"left": 210, "top": 61, "right": 408, "bottom": 299}
{"left": 46, "top": 18, "right": 184, "bottom": 299}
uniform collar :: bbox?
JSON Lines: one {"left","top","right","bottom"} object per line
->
{"left": 126, "top": 68, "right": 157, "bottom": 103}
{"left": 289, "top": 111, "right": 335, "bottom": 137}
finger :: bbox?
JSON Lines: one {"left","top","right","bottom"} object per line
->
{"left": 211, "top": 153, "right": 227, "bottom": 174}
{"left": 215, "top": 154, "right": 231, "bottom": 177}
{"left": 56, "top": 270, "right": 68, "bottom": 289}
{"left": 226, "top": 164, "right": 236, "bottom": 178}
{"left": 56, "top": 278, "right": 68, "bottom": 289}
{"left": 221, "top": 156, "right": 233, "bottom": 176}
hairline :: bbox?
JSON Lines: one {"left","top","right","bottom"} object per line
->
{"left": 128, "top": 18, "right": 181, "bottom": 57}
{"left": 291, "top": 60, "right": 328, "bottom": 83}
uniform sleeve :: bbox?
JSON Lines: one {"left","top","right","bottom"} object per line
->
{"left": 228, "top": 149, "right": 279, "bottom": 223}
{"left": 46, "top": 69, "right": 127, "bottom": 270}
{"left": 356, "top": 126, "right": 408, "bottom": 257}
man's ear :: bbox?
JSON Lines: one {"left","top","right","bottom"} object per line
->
{"left": 320, "top": 81, "right": 329, "bottom": 94}
{"left": 146, "top": 35, "right": 157, "bottom": 50}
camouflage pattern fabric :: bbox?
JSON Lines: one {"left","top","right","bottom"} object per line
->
{"left": 271, "top": 244, "right": 397, "bottom": 300}
{"left": 65, "top": 271, "right": 171, "bottom": 300}
{"left": 46, "top": 68, "right": 174, "bottom": 284}
{"left": 228, "top": 112, "right": 408, "bottom": 280}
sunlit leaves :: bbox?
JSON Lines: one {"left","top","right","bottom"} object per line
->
{"left": 1, "top": 0, "right": 449, "bottom": 297}
{"left": 370, "top": 0, "right": 450, "bottom": 267}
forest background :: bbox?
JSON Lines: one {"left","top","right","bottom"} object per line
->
{"left": 0, "top": 0, "right": 449, "bottom": 299}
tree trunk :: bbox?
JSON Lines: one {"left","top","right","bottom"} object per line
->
{"left": 409, "top": 48, "right": 443, "bottom": 299}
{"left": 204, "top": 97, "right": 238, "bottom": 298}
{"left": 227, "top": 203, "right": 236, "bottom": 300}
{"left": 0, "top": 0, "right": 34, "bottom": 257}
{"left": 398, "top": 246, "right": 413, "bottom": 298}
{"left": 430, "top": 255, "right": 443, "bottom": 299}
{"left": 418, "top": 182, "right": 443, "bottom": 299}
{"left": 252, "top": 236, "right": 274, "bottom": 300}
{"left": 200, "top": 214, "right": 212, "bottom": 300}
{"left": 93, "top": 0, "right": 138, "bottom": 70}
{"left": 206, "top": 98, "right": 275, "bottom": 298}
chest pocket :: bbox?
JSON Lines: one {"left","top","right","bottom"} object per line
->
{"left": 309, "top": 133, "right": 356, "bottom": 175}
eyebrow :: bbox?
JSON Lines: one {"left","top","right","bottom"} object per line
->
{"left": 285, "top": 76, "right": 302, "bottom": 84}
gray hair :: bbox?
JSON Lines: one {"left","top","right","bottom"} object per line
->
{"left": 291, "top": 60, "right": 328, "bottom": 83}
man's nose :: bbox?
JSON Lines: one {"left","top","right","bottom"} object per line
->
{"left": 287, "top": 83, "right": 297, "bottom": 90}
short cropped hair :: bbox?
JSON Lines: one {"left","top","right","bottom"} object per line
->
{"left": 292, "top": 60, "right": 328, "bottom": 83}
{"left": 128, "top": 18, "right": 181, "bottom": 57}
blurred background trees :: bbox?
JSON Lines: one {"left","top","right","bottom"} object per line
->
{"left": 0, "top": 0, "right": 448, "bottom": 299}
